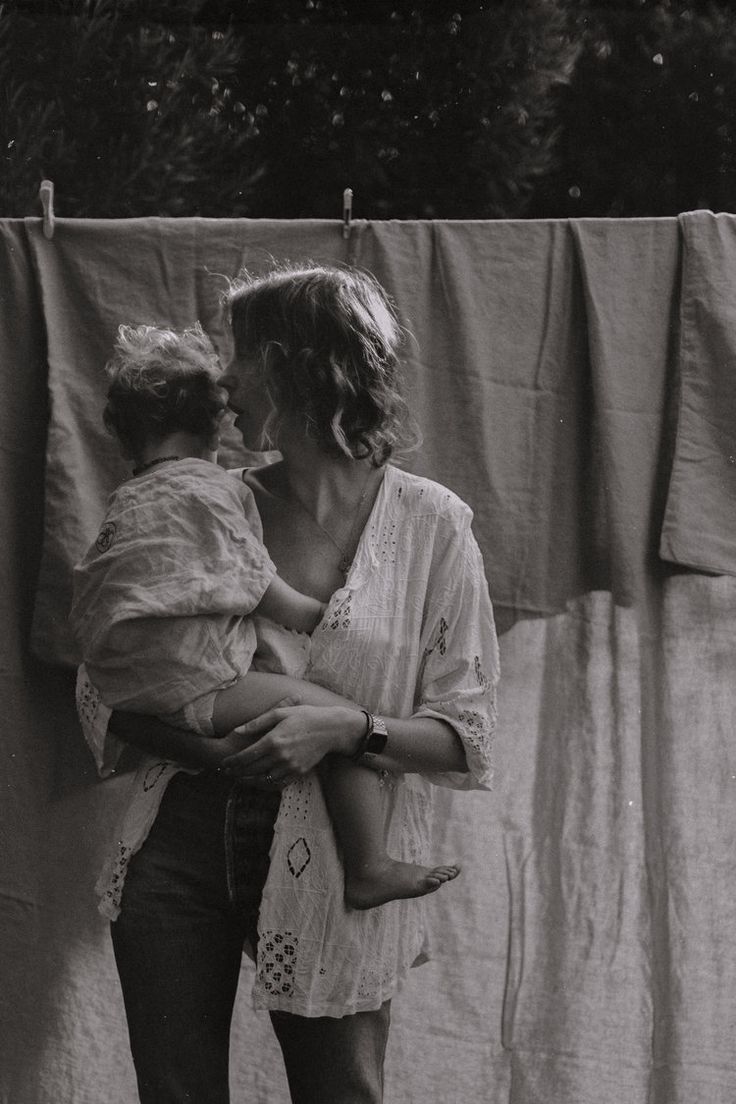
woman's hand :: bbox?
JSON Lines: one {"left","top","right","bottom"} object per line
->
{"left": 221, "top": 703, "right": 365, "bottom": 786}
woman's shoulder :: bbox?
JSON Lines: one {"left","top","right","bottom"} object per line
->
{"left": 385, "top": 465, "right": 473, "bottom": 527}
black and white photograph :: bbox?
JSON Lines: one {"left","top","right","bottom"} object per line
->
{"left": 1, "top": 3, "right": 735, "bottom": 1102}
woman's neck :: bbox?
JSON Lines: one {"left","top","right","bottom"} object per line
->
{"left": 278, "top": 435, "right": 378, "bottom": 517}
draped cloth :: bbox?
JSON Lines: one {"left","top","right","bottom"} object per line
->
{"left": 1, "top": 213, "right": 735, "bottom": 1102}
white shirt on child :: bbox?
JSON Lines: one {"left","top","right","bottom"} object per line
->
{"left": 76, "top": 463, "right": 500, "bottom": 1018}
{"left": 71, "top": 458, "right": 278, "bottom": 721}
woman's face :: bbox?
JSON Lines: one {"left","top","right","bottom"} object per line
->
{"left": 219, "top": 352, "right": 274, "bottom": 451}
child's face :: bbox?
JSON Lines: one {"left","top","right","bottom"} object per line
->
{"left": 220, "top": 353, "right": 272, "bottom": 452}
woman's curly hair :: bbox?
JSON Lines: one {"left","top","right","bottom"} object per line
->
{"left": 226, "top": 264, "right": 417, "bottom": 466}
{"left": 103, "top": 322, "right": 225, "bottom": 458}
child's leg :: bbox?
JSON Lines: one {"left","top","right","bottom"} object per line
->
{"left": 211, "top": 677, "right": 460, "bottom": 910}
{"left": 320, "top": 757, "right": 460, "bottom": 911}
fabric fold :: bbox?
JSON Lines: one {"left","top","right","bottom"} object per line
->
{"left": 570, "top": 217, "right": 682, "bottom": 601}
{"left": 364, "top": 219, "right": 604, "bottom": 616}
{"left": 659, "top": 211, "right": 736, "bottom": 575}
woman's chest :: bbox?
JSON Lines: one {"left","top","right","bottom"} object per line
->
{"left": 307, "top": 539, "right": 436, "bottom": 710}
{"left": 247, "top": 483, "right": 342, "bottom": 601}
{"left": 308, "top": 586, "right": 415, "bottom": 709}
{"left": 262, "top": 511, "right": 345, "bottom": 602}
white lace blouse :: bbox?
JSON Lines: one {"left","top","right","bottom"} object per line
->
{"left": 77, "top": 464, "right": 499, "bottom": 1018}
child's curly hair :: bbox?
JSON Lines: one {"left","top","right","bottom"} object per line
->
{"left": 226, "top": 264, "right": 417, "bottom": 466}
{"left": 103, "top": 322, "right": 225, "bottom": 458}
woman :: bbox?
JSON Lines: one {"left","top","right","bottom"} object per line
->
{"left": 86, "top": 264, "right": 498, "bottom": 1104}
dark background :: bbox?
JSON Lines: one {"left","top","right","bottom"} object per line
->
{"left": 2, "top": 0, "right": 734, "bottom": 220}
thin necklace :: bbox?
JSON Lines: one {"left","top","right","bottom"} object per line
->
{"left": 287, "top": 467, "right": 374, "bottom": 579}
{"left": 132, "top": 455, "right": 181, "bottom": 477}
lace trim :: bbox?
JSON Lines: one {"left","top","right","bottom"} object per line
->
{"left": 458, "top": 704, "right": 496, "bottom": 784}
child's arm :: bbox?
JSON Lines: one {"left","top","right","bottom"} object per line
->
{"left": 254, "top": 573, "right": 326, "bottom": 634}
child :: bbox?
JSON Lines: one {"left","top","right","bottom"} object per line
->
{"left": 71, "top": 322, "right": 459, "bottom": 910}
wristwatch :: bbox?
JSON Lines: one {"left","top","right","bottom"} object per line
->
{"left": 352, "top": 712, "right": 388, "bottom": 761}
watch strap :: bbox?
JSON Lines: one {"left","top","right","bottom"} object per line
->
{"left": 351, "top": 711, "right": 388, "bottom": 761}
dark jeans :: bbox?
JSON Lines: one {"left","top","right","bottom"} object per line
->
{"left": 110, "top": 771, "right": 390, "bottom": 1104}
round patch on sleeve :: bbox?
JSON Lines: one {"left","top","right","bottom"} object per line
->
{"left": 95, "top": 521, "right": 117, "bottom": 553}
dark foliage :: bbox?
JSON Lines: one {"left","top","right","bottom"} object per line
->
{"left": 530, "top": 1, "right": 736, "bottom": 217}
{"left": 2, "top": 1, "right": 736, "bottom": 219}
{"left": 0, "top": 0, "right": 260, "bottom": 216}
{"left": 0, "top": 0, "right": 578, "bottom": 218}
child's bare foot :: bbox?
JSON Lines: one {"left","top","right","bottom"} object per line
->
{"left": 345, "top": 859, "right": 460, "bottom": 911}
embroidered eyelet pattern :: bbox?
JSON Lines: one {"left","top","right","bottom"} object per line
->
{"left": 76, "top": 671, "right": 112, "bottom": 768}
{"left": 357, "top": 961, "right": 396, "bottom": 1000}
{"left": 76, "top": 676, "right": 101, "bottom": 729}
{"left": 458, "top": 708, "right": 494, "bottom": 751}
{"left": 376, "top": 520, "right": 397, "bottom": 564}
{"left": 287, "top": 836, "right": 311, "bottom": 878}
{"left": 422, "top": 617, "right": 448, "bottom": 661}
{"left": 280, "top": 779, "right": 312, "bottom": 823}
{"left": 474, "top": 655, "right": 492, "bottom": 693}
{"left": 259, "top": 930, "right": 298, "bottom": 996}
{"left": 142, "top": 762, "right": 170, "bottom": 792}
{"left": 323, "top": 593, "right": 352, "bottom": 631}
{"left": 103, "top": 840, "right": 132, "bottom": 914}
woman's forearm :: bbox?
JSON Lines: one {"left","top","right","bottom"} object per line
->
{"left": 109, "top": 671, "right": 358, "bottom": 769}
{"left": 345, "top": 714, "right": 469, "bottom": 776}
{"left": 111, "top": 674, "right": 469, "bottom": 781}
{"left": 223, "top": 705, "right": 469, "bottom": 783}
{"left": 246, "top": 679, "right": 468, "bottom": 772}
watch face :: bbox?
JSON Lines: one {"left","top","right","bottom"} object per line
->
{"left": 366, "top": 716, "right": 388, "bottom": 755}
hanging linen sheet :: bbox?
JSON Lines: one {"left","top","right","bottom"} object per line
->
{"left": 659, "top": 211, "right": 736, "bottom": 573}
{"left": 1, "top": 214, "right": 735, "bottom": 1104}
{"left": 27, "top": 212, "right": 736, "bottom": 666}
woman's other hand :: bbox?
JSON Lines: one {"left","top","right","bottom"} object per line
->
{"left": 221, "top": 703, "right": 364, "bottom": 786}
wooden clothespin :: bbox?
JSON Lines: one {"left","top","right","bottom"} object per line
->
{"left": 39, "top": 179, "right": 55, "bottom": 240}
{"left": 342, "top": 187, "right": 353, "bottom": 240}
